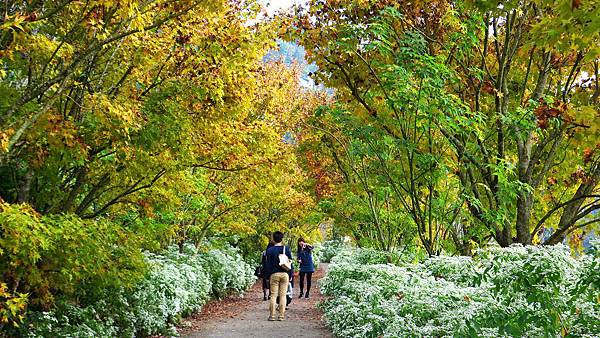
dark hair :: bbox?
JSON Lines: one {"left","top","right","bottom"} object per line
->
{"left": 297, "top": 237, "right": 305, "bottom": 253}
{"left": 273, "top": 231, "right": 284, "bottom": 243}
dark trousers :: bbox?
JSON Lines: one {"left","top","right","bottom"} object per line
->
{"left": 299, "top": 272, "right": 312, "bottom": 294}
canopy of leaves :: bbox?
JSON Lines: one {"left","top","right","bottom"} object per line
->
{"left": 0, "top": 0, "right": 325, "bottom": 327}
{"left": 292, "top": 0, "right": 600, "bottom": 254}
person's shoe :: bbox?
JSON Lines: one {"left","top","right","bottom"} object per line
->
{"left": 268, "top": 316, "right": 276, "bottom": 321}
{"left": 277, "top": 317, "right": 285, "bottom": 321}
{"left": 298, "top": 291, "right": 303, "bottom": 299}
{"left": 263, "top": 295, "right": 267, "bottom": 301}
{"left": 305, "top": 292, "right": 310, "bottom": 298}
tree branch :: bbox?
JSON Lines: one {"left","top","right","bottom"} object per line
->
{"left": 81, "top": 169, "right": 166, "bottom": 219}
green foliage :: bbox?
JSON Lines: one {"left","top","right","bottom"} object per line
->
{"left": 296, "top": 0, "right": 600, "bottom": 253}
{"left": 1, "top": 0, "right": 322, "bottom": 331}
{"left": 0, "top": 202, "right": 146, "bottom": 307}
{"left": 0, "top": 282, "right": 27, "bottom": 328}
{"left": 296, "top": 2, "right": 478, "bottom": 255}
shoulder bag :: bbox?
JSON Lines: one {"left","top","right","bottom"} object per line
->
{"left": 278, "top": 246, "right": 291, "bottom": 271}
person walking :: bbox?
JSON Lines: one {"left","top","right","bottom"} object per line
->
{"left": 296, "top": 238, "right": 315, "bottom": 298}
{"left": 276, "top": 261, "right": 294, "bottom": 309}
{"left": 260, "top": 241, "right": 274, "bottom": 301}
{"left": 264, "top": 231, "right": 292, "bottom": 321}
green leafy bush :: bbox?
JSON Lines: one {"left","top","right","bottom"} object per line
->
{"left": 0, "top": 202, "right": 146, "bottom": 308}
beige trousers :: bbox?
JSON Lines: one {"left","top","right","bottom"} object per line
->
{"left": 269, "top": 272, "right": 289, "bottom": 319}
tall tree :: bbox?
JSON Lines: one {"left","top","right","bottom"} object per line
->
{"left": 294, "top": 0, "right": 600, "bottom": 250}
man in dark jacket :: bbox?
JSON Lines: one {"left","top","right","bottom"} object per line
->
{"left": 264, "top": 231, "right": 292, "bottom": 321}
{"left": 260, "top": 241, "right": 274, "bottom": 301}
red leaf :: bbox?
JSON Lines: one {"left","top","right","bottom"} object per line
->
{"left": 583, "top": 148, "right": 594, "bottom": 164}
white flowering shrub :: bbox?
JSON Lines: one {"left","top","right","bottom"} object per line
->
{"left": 569, "top": 240, "right": 600, "bottom": 335}
{"left": 129, "top": 247, "right": 213, "bottom": 336}
{"left": 316, "top": 240, "right": 346, "bottom": 263}
{"left": 23, "top": 303, "right": 120, "bottom": 338}
{"left": 20, "top": 243, "right": 256, "bottom": 337}
{"left": 330, "top": 247, "right": 405, "bottom": 265}
{"left": 320, "top": 263, "right": 492, "bottom": 337}
{"left": 313, "top": 250, "right": 321, "bottom": 270}
{"left": 422, "top": 255, "right": 477, "bottom": 286}
{"left": 320, "top": 245, "right": 600, "bottom": 337}
{"left": 465, "top": 245, "right": 581, "bottom": 336}
{"left": 198, "top": 248, "right": 256, "bottom": 299}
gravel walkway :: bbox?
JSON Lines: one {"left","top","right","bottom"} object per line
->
{"left": 179, "top": 264, "right": 332, "bottom": 338}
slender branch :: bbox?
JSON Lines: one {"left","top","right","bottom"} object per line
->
{"left": 81, "top": 169, "right": 166, "bottom": 219}
{"left": 532, "top": 194, "right": 600, "bottom": 236}
{"left": 520, "top": 45, "right": 536, "bottom": 106}
{"left": 562, "top": 52, "right": 583, "bottom": 102}
{"left": 570, "top": 217, "right": 600, "bottom": 232}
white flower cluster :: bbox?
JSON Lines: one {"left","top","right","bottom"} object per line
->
{"left": 319, "top": 243, "right": 600, "bottom": 337}
{"left": 24, "top": 243, "right": 256, "bottom": 337}
{"left": 315, "top": 240, "right": 346, "bottom": 263}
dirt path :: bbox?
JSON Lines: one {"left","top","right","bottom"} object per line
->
{"left": 178, "top": 264, "right": 332, "bottom": 338}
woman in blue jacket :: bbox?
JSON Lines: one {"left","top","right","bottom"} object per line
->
{"left": 296, "top": 238, "right": 315, "bottom": 298}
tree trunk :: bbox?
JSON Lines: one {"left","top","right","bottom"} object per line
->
{"left": 496, "top": 225, "right": 512, "bottom": 247}
{"left": 17, "top": 169, "right": 34, "bottom": 203}
{"left": 515, "top": 191, "right": 533, "bottom": 244}
{"left": 450, "top": 228, "right": 473, "bottom": 256}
